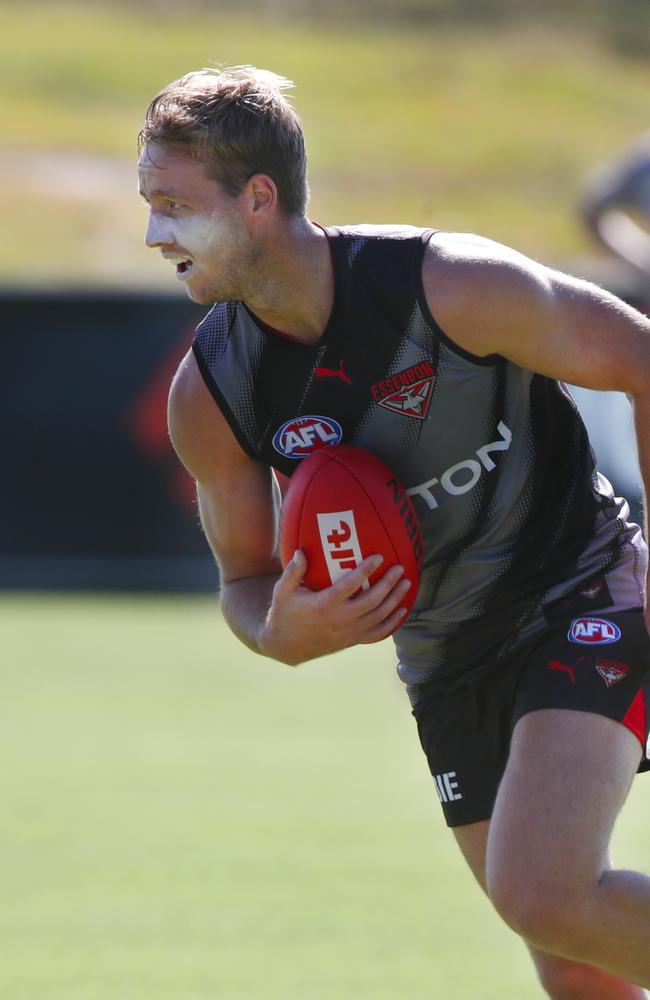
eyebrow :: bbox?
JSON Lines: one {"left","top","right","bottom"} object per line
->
{"left": 139, "top": 188, "right": 187, "bottom": 203}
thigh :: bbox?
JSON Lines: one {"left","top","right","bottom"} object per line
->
{"left": 487, "top": 708, "right": 642, "bottom": 896}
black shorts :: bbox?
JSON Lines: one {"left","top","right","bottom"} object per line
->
{"left": 410, "top": 609, "right": 650, "bottom": 828}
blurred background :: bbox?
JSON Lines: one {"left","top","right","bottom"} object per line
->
{"left": 2, "top": 0, "right": 647, "bottom": 590}
{"left": 1, "top": 3, "right": 649, "bottom": 998}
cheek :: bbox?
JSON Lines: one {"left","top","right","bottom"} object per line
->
{"left": 174, "top": 212, "right": 221, "bottom": 256}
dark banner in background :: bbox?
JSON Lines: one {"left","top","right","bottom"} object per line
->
{"left": 2, "top": 290, "right": 216, "bottom": 590}
{"left": 1, "top": 289, "right": 644, "bottom": 592}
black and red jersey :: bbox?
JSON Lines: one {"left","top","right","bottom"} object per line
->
{"left": 193, "top": 224, "right": 647, "bottom": 685}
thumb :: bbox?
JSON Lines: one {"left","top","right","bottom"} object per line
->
{"left": 281, "top": 549, "right": 307, "bottom": 590}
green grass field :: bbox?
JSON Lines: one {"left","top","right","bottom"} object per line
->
{"left": 2, "top": 593, "right": 650, "bottom": 999}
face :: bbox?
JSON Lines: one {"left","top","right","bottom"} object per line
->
{"left": 138, "top": 142, "right": 252, "bottom": 304}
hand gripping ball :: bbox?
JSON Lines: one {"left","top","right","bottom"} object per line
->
{"left": 279, "top": 445, "right": 423, "bottom": 622}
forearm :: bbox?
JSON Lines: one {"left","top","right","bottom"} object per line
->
{"left": 219, "top": 560, "right": 336, "bottom": 667}
{"left": 219, "top": 574, "right": 281, "bottom": 658}
{"left": 219, "top": 564, "right": 346, "bottom": 667}
{"left": 218, "top": 552, "right": 410, "bottom": 667}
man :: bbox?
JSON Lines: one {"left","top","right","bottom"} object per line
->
{"left": 138, "top": 66, "right": 650, "bottom": 997}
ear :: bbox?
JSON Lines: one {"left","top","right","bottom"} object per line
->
{"left": 244, "top": 173, "right": 278, "bottom": 217}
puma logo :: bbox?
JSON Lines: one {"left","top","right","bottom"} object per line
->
{"left": 549, "top": 660, "right": 576, "bottom": 683}
{"left": 314, "top": 359, "right": 352, "bottom": 385}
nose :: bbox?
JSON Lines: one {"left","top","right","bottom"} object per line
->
{"left": 145, "top": 211, "right": 174, "bottom": 248}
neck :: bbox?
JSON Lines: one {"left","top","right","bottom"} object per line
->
{"left": 240, "top": 219, "right": 333, "bottom": 345}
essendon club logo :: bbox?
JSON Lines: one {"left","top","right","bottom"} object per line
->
{"left": 316, "top": 510, "right": 367, "bottom": 587}
{"left": 580, "top": 580, "right": 605, "bottom": 601}
{"left": 595, "top": 658, "right": 629, "bottom": 686}
{"left": 371, "top": 361, "right": 435, "bottom": 420}
{"left": 568, "top": 617, "right": 621, "bottom": 645}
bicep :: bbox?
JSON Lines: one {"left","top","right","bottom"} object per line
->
{"left": 196, "top": 464, "right": 282, "bottom": 584}
{"left": 424, "top": 234, "right": 650, "bottom": 395}
{"left": 168, "top": 350, "right": 282, "bottom": 583}
{"left": 533, "top": 271, "right": 650, "bottom": 395}
{"left": 481, "top": 263, "right": 650, "bottom": 396}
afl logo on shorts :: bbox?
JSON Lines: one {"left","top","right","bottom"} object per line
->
{"left": 568, "top": 617, "right": 622, "bottom": 645}
{"left": 272, "top": 415, "right": 343, "bottom": 459}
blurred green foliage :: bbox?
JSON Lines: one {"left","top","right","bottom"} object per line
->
{"left": 1, "top": 2, "right": 649, "bottom": 284}
{"left": 52, "top": 0, "right": 650, "bottom": 55}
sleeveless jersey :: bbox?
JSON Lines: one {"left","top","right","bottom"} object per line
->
{"left": 192, "top": 224, "right": 647, "bottom": 686}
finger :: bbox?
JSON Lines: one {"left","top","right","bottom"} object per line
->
{"left": 348, "top": 563, "right": 406, "bottom": 613}
{"left": 276, "top": 549, "right": 307, "bottom": 594}
{"left": 332, "top": 555, "right": 384, "bottom": 599}
{"left": 358, "top": 575, "right": 412, "bottom": 627}
{"left": 361, "top": 604, "right": 410, "bottom": 644}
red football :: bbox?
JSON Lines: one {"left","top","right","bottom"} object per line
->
{"left": 279, "top": 445, "right": 423, "bottom": 622}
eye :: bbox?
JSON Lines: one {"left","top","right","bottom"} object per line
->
{"left": 166, "top": 200, "right": 186, "bottom": 211}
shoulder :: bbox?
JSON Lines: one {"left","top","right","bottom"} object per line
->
{"left": 330, "top": 223, "right": 428, "bottom": 241}
{"left": 422, "top": 231, "right": 555, "bottom": 357}
{"left": 423, "top": 231, "right": 552, "bottom": 298}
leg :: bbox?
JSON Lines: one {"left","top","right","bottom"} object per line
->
{"left": 487, "top": 709, "right": 650, "bottom": 987}
{"left": 455, "top": 819, "right": 648, "bottom": 999}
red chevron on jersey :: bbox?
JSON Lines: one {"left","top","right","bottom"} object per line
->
{"left": 371, "top": 362, "right": 435, "bottom": 420}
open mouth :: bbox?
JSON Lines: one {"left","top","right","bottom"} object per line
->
{"left": 166, "top": 255, "right": 194, "bottom": 280}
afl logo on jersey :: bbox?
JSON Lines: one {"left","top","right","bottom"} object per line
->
{"left": 272, "top": 415, "right": 343, "bottom": 459}
{"left": 568, "top": 617, "right": 621, "bottom": 645}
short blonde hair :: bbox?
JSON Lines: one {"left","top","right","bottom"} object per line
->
{"left": 138, "top": 65, "right": 309, "bottom": 216}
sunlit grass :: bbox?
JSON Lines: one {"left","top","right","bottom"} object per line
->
{"left": 1, "top": 593, "right": 649, "bottom": 998}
